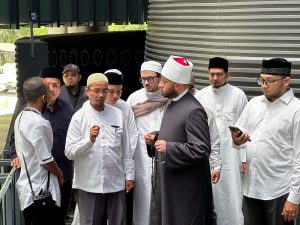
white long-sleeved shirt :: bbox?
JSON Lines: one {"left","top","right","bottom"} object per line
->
{"left": 111, "top": 99, "right": 138, "bottom": 159}
{"left": 235, "top": 89, "right": 300, "bottom": 204}
{"left": 127, "top": 88, "right": 165, "bottom": 225}
{"left": 204, "top": 107, "right": 222, "bottom": 171}
{"left": 65, "top": 102, "right": 133, "bottom": 193}
{"left": 14, "top": 108, "right": 61, "bottom": 211}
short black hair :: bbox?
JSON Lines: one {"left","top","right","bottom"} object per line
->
{"left": 23, "top": 77, "right": 48, "bottom": 103}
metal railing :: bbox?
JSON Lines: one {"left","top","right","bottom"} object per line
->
{"left": 0, "top": 150, "right": 23, "bottom": 225}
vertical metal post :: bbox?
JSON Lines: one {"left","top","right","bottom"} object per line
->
{"left": 30, "top": 20, "right": 35, "bottom": 58}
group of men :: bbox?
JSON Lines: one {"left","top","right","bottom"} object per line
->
{"left": 11, "top": 55, "right": 300, "bottom": 225}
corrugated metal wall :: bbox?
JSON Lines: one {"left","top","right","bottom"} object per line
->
{"left": 144, "top": 0, "right": 300, "bottom": 98}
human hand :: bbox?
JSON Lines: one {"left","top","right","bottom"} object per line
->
{"left": 90, "top": 125, "right": 100, "bottom": 143}
{"left": 11, "top": 157, "right": 21, "bottom": 168}
{"left": 154, "top": 140, "right": 167, "bottom": 153}
{"left": 282, "top": 200, "right": 299, "bottom": 221}
{"left": 144, "top": 133, "right": 156, "bottom": 145}
{"left": 125, "top": 180, "right": 134, "bottom": 193}
{"left": 240, "top": 162, "right": 247, "bottom": 174}
{"left": 211, "top": 170, "right": 220, "bottom": 183}
{"left": 57, "top": 170, "right": 64, "bottom": 188}
{"left": 231, "top": 131, "right": 250, "bottom": 146}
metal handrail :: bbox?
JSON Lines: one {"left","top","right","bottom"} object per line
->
{"left": 0, "top": 166, "right": 16, "bottom": 203}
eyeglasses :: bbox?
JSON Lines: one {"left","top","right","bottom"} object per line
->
{"left": 139, "top": 76, "right": 158, "bottom": 83}
{"left": 209, "top": 72, "right": 225, "bottom": 77}
{"left": 88, "top": 88, "right": 109, "bottom": 94}
{"left": 257, "top": 77, "right": 283, "bottom": 86}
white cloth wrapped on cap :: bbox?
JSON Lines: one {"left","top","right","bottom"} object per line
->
{"left": 161, "top": 55, "right": 193, "bottom": 84}
{"left": 140, "top": 61, "right": 162, "bottom": 73}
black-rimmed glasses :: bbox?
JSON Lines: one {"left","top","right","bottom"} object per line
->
{"left": 257, "top": 77, "right": 284, "bottom": 86}
{"left": 139, "top": 76, "right": 158, "bottom": 84}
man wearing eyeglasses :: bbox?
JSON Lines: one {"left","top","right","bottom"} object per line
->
{"left": 194, "top": 57, "right": 248, "bottom": 225}
{"left": 127, "top": 61, "right": 168, "bottom": 225}
{"left": 232, "top": 58, "right": 300, "bottom": 225}
{"left": 65, "top": 73, "right": 133, "bottom": 225}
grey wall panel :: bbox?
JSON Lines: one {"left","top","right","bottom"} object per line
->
{"left": 145, "top": 0, "right": 300, "bottom": 98}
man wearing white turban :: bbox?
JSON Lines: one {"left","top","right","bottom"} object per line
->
{"left": 127, "top": 61, "right": 168, "bottom": 225}
{"left": 145, "top": 55, "right": 213, "bottom": 225}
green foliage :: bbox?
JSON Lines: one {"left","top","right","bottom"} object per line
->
{"left": 0, "top": 26, "right": 48, "bottom": 44}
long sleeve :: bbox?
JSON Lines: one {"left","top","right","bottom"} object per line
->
{"left": 165, "top": 108, "right": 211, "bottom": 168}
{"left": 208, "top": 113, "right": 221, "bottom": 171}
{"left": 288, "top": 110, "right": 300, "bottom": 204}
{"left": 121, "top": 118, "right": 135, "bottom": 181}
{"left": 65, "top": 113, "right": 93, "bottom": 160}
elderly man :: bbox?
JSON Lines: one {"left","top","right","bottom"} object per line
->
{"left": 60, "top": 63, "right": 86, "bottom": 109}
{"left": 232, "top": 58, "right": 300, "bottom": 225}
{"left": 65, "top": 73, "right": 134, "bottom": 225}
{"left": 195, "top": 57, "right": 248, "bottom": 225}
{"left": 145, "top": 56, "right": 213, "bottom": 225}
{"left": 127, "top": 61, "right": 168, "bottom": 225}
{"left": 14, "top": 77, "right": 64, "bottom": 225}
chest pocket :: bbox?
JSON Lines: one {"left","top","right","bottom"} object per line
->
{"left": 222, "top": 108, "right": 236, "bottom": 126}
{"left": 105, "top": 125, "right": 123, "bottom": 148}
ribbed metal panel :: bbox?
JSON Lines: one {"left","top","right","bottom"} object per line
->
{"left": 145, "top": 0, "right": 300, "bottom": 98}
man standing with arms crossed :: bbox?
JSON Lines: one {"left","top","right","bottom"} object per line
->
{"left": 195, "top": 57, "right": 248, "bottom": 225}
{"left": 232, "top": 58, "right": 300, "bottom": 225}
{"left": 127, "top": 61, "right": 168, "bottom": 225}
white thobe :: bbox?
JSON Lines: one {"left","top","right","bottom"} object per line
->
{"left": 71, "top": 99, "right": 138, "bottom": 225}
{"left": 65, "top": 102, "right": 134, "bottom": 193}
{"left": 195, "top": 83, "right": 248, "bottom": 225}
{"left": 234, "top": 89, "right": 300, "bottom": 204}
{"left": 127, "top": 89, "right": 165, "bottom": 225}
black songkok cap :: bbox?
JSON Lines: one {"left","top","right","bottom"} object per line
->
{"left": 39, "top": 67, "right": 61, "bottom": 80}
{"left": 260, "top": 58, "right": 292, "bottom": 76}
{"left": 104, "top": 69, "right": 123, "bottom": 85}
{"left": 208, "top": 57, "right": 229, "bottom": 72}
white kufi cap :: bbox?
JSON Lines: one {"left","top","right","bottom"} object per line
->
{"left": 161, "top": 55, "right": 193, "bottom": 84}
{"left": 140, "top": 61, "right": 162, "bottom": 74}
{"left": 87, "top": 73, "right": 108, "bottom": 87}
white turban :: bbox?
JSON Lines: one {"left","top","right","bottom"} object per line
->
{"left": 161, "top": 55, "right": 193, "bottom": 84}
{"left": 140, "top": 61, "right": 162, "bottom": 74}
{"left": 87, "top": 73, "right": 108, "bottom": 87}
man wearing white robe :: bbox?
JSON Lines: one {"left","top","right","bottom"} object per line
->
{"left": 66, "top": 73, "right": 134, "bottom": 225}
{"left": 71, "top": 69, "right": 138, "bottom": 225}
{"left": 127, "top": 61, "right": 168, "bottom": 225}
{"left": 195, "top": 57, "right": 248, "bottom": 225}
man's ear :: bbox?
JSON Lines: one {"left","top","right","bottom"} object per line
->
{"left": 283, "top": 77, "right": 291, "bottom": 87}
{"left": 78, "top": 74, "right": 82, "bottom": 82}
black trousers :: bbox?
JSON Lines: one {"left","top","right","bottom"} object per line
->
{"left": 23, "top": 202, "right": 64, "bottom": 225}
{"left": 243, "top": 194, "right": 294, "bottom": 225}
{"left": 61, "top": 180, "right": 72, "bottom": 219}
